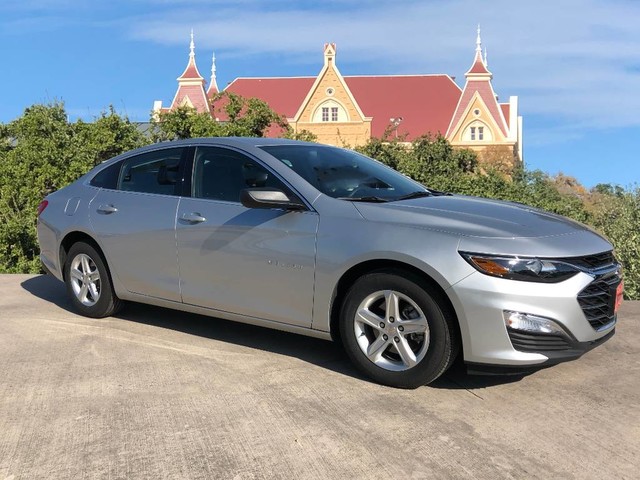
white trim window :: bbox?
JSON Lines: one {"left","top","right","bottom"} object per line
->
{"left": 466, "top": 123, "right": 491, "bottom": 141}
{"left": 314, "top": 100, "right": 348, "bottom": 123}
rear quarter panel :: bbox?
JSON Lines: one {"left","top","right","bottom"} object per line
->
{"left": 38, "top": 182, "right": 101, "bottom": 281}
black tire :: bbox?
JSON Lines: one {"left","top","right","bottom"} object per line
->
{"left": 64, "top": 241, "right": 123, "bottom": 318}
{"left": 340, "top": 271, "right": 458, "bottom": 389}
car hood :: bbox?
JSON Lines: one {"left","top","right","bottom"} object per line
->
{"left": 352, "top": 195, "right": 595, "bottom": 239}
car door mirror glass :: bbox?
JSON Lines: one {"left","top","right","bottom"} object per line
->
{"left": 240, "top": 188, "right": 306, "bottom": 211}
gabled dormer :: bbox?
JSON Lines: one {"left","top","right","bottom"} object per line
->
{"left": 291, "top": 43, "right": 372, "bottom": 146}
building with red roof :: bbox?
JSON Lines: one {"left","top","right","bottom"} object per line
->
{"left": 153, "top": 28, "right": 522, "bottom": 163}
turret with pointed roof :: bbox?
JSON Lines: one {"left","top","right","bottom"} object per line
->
{"left": 166, "top": 31, "right": 210, "bottom": 113}
{"left": 446, "top": 26, "right": 521, "bottom": 161}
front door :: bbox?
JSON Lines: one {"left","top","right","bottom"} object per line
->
{"left": 176, "top": 146, "right": 318, "bottom": 327}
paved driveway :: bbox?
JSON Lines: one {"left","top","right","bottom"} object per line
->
{"left": 1, "top": 274, "right": 638, "bottom": 479}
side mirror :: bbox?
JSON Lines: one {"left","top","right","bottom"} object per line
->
{"left": 240, "top": 188, "right": 306, "bottom": 211}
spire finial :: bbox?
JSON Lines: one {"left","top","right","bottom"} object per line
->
{"left": 209, "top": 50, "right": 219, "bottom": 93}
{"left": 476, "top": 24, "right": 482, "bottom": 54}
{"left": 189, "top": 29, "right": 195, "bottom": 59}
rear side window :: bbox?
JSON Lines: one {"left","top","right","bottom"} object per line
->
{"left": 90, "top": 161, "right": 122, "bottom": 189}
{"left": 118, "top": 148, "right": 185, "bottom": 196}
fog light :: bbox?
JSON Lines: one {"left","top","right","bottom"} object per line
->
{"left": 503, "top": 311, "right": 567, "bottom": 336}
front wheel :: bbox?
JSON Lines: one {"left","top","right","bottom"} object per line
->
{"left": 340, "top": 272, "right": 458, "bottom": 389}
{"left": 64, "top": 242, "right": 123, "bottom": 318}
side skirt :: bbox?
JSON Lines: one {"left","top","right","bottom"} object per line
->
{"left": 120, "top": 291, "right": 333, "bottom": 342}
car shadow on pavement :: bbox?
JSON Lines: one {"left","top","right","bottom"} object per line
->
{"left": 21, "top": 275, "right": 363, "bottom": 381}
{"left": 431, "top": 360, "right": 530, "bottom": 390}
{"left": 22, "top": 274, "right": 528, "bottom": 390}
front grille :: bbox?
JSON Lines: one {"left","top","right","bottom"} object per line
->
{"left": 507, "top": 329, "right": 572, "bottom": 352}
{"left": 558, "top": 251, "right": 615, "bottom": 270}
{"left": 578, "top": 274, "right": 620, "bottom": 330}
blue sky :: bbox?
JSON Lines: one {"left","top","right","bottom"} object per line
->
{"left": 1, "top": 0, "right": 639, "bottom": 188}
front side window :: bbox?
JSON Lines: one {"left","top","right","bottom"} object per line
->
{"left": 478, "top": 126, "right": 484, "bottom": 140}
{"left": 470, "top": 127, "right": 476, "bottom": 141}
{"left": 118, "top": 148, "right": 185, "bottom": 195}
{"left": 331, "top": 107, "right": 339, "bottom": 122}
{"left": 259, "top": 145, "right": 427, "bottom": 201}
{"left": 193, "top": 146, "right": 289, "bottom": 203}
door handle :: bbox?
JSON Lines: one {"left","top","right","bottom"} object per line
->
{"left": 181, "top": 212, "right": 207, "bottom": 223}
{"left": 97, "top": 204, "right": 118, "bottom": 214}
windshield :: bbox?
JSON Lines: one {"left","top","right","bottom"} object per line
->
{"left": 259, "top": 145, "right": 428, "bottom": 201}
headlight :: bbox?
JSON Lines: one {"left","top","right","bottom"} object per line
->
{"left": 460, "top": 252, "right": 579, "bottom": 283}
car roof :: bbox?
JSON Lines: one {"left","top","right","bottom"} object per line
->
{"left": 96, "top": 137, "right": 327, "bottom": 168}
{"left": 159, "top": 137, "right": 319, "bottom": 148}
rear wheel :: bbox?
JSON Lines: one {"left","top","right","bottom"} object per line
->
{"left": 64, "top": 242, "right": 123, "bottom": 318}
{"left": 340, "top": 271, "right": 458, "bottom": 389}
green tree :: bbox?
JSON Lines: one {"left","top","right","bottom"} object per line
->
{"left": 0, "top": 102, "right": 147, "bottom": 273}
{"left": 283, "top": 128, "right": 318, "bottom": 142}
{"left": 73, "top": 106, "right": 148, "bottom": 166}
{"left": 591, "top": 187, "right": 640, "bottom": 299}
{"left": 152, "top": 92, "right": 289, "bottom": 141}
{"left": 151, "top": 105, "right": 223, "bottom": 141}
{"left": 218, "top": 93, "right": 288, "bottom": 137}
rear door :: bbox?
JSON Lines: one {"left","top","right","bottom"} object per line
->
{"left": 89, "top": 147, "right": 190, "bottom": 302}
{"left": 176, "top": 146, "right": 318, "bottom": 327}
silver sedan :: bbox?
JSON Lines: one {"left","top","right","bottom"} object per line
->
{"left": 37, "top": 138, "right": 623, "bottom": 388}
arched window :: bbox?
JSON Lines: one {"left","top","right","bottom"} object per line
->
{"left": 464, "top": 121, "right": 492, "bottom": 141}
{"left": 313, "top": 100, "right": 348, "bottom": 123}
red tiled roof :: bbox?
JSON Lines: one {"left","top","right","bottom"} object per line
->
{"left": 500, "top": 104, "right": 510, "bottom": 129}
{"left": 178, "top": 57, "right": 204, "bottom": 81}
{"left": 222, "top": 75, "right": 461, "bottom": 141}
{"left": 171, "top": 84, "right": 210, "bottom": 114}
{"left": 345, "top": 75, "right": 461, "bottom": 140}
{"left": 224, "top": 77, "right": 315, "bottom": 118}
{"left": 467, "top": 58, "right": 490, "bottom": 75}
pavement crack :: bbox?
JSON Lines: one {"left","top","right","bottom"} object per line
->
{"left": 466, "top": 389, "right": 484, "bottom": 400}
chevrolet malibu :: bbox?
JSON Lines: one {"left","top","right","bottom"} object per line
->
{"left": 37, "top": 138, "right": 623, "bottom": 388}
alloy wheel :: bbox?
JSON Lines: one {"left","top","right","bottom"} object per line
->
{"left": 353, "top": 289, "right": 430, "bottom": 371}
{"left": 69, "top": 253, "right": 101, "bottom": 307}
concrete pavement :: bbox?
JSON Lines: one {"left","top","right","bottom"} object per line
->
{"left": 1, "top": 274, "right": 639, "bottom": 479}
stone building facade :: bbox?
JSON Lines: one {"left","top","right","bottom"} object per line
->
{"left": 154, "top": 29, "right": 523, "bottom": 163}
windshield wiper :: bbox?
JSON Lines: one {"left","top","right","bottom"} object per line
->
{"left": 337, "top": 196, "right": 389, "bottom": 203}
{"left": 394, "top": 189, "right": 452, "bottom": 201}
{"left": 393, "top": 191, "right": 433, "bottom": 201}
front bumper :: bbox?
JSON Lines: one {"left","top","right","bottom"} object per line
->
{"left": 448, "top": 268, "right": 620, "bottom": 368}
{"left": 466, "top": 328, "right": 615, "bottom": 375}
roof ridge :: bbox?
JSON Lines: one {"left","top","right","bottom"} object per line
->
{"left": 231, "top": 76, "right": 316, "bottom": 80}
{"left": 344, "top": 74, "right": 453, "bottom": 78}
